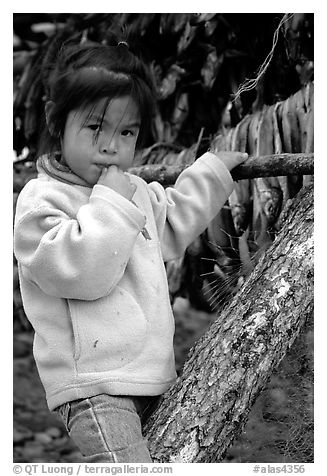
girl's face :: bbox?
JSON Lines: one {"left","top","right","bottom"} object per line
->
{"left": 60, "top": 96, "right": 140, "bottom": 186}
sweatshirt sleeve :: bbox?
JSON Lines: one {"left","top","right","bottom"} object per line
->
{"left": 147, "top": 152, "right": 234, "bottom": 261}
{"left": 14, "top": 183, "right": 146, "bottom": 300}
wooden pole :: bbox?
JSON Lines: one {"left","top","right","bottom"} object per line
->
{"left": 129, "top": 153, "right": 314, "bottom": 186}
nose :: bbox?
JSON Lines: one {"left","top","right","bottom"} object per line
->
{"left": 100, "top": 134, "right": 117, "bottom": 154}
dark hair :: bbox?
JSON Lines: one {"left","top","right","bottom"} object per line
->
{"left": 38, "top": 40, "right": 157, "bottom": 155}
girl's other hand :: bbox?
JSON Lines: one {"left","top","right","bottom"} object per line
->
{"left": 213, "top": 151, "right": 248, "bottom": 171}
{"left": 97, "top": 165, "right": 137, "bottom": 201}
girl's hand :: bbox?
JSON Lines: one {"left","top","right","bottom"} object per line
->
{"left": 213, "top": 151, "right": 248, "bottom": 171}
{"left": 97, "top": 165, "right": 137, "bottom": 201}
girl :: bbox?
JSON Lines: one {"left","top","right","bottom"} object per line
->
{"left": 14, "top": 39, "right": 247, "bottom": 463}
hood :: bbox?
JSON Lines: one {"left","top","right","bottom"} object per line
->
{"left": 36, "top": 153, "right": 91, "bottom": 188}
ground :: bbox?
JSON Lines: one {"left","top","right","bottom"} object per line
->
{"left": 13, "top": 298, "right": 313, "bottom": 463}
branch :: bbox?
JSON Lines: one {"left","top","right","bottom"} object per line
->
{"left": 129, "top": 153, "right": 314, "bottom": 186}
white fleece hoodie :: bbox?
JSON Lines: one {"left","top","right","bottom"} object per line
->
{"left": 14, "top": 152, "right": 233, "bottom": 410}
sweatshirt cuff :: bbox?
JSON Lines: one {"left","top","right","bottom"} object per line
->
{"left": 90, "top": 184, "right": 146, "bottom": 231}
{"left": 194, "top": 152, "right": 234, "bottom": 196}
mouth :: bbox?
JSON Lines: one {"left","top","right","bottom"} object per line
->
{"left": 94, "top": 163, "right": 109, "bottom": 170}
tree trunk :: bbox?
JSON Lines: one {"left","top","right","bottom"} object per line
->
{"left": 144, "top": 183, "right": 313, "bottom": 462}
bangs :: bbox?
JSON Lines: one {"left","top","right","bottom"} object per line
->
{"left": 49, "top": 67, "right": 134, "bottom": 142}
{"left": 51, "top": 67, "right": 153, "bottom": 148}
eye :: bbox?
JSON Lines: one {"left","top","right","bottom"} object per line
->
{"left": 88, "top": 124, "right": 101, "bottom": 132}
{"left": 121, "top": 129, "right": 134, "bottom": 137}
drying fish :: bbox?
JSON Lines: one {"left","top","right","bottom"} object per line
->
{"left": 170, "top": 92, "right": 189, "bottom": 141}
{"left": 201, "top": 48, "right": 223, "bottom": 90}
{"left": 159, "top": 65, "right": 186, "bottom": 100}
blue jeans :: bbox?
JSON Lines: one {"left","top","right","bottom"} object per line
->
{"left": 56, "top": 394, "right": 158, "bottom": 463}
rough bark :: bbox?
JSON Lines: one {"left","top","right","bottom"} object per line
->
{"left": 144, "top": 183, "right": 313, "bottom": 462}
{"left": 129, "top": 153, "right": 314, "bottom": 186}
